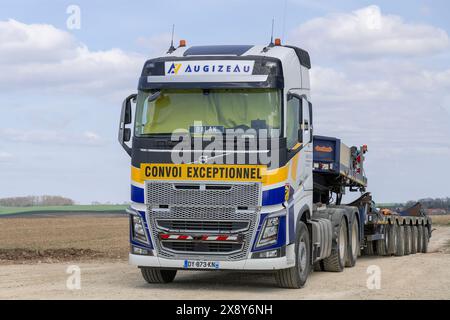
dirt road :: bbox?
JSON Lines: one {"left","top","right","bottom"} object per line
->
{"left": 1, "top": 220, "right": 449, "bottom": 299}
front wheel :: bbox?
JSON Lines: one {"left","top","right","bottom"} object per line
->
{"left": 275, "top": 221, "right": 311, "bottom": 288}
{"left": 140, "top": 267, "right": 177, "bottom": 284}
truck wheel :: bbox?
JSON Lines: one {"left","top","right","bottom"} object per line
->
{"left": 404, "top": 225, "right": 412, "bottom": 255}
{"left": 345, "top": 216, "right": 359, "bottom": 267}
{"left": 417, "top": 225, "right": 423, "bottom": 253}
{"left": 140, "top": 267, "right": 177, "bottom": 284}
{"left": 375, "top": 225, "right": 389, "bottom": 256}
{"left": 395, "top": 225, "right": 405, "bottom": 256}
{"left": 421, "top": 225, "right": 429, "bottom": 253}
{"left": 410, "top": 226, "right": 418, "bottom": 254}
{"left": 275, "top": 221, "right": 311, "bottom": 288}
{"left": 313, "top": 261, "right": 323, "bottom": 272}
{"left": 363, "top": 242, "right": 375, "bottom": 256}
{"left": 323, "top": 217, "right": 347, "bottom": 272}
{"left": 388, "top": 222, "right": 397, "bottom": 255}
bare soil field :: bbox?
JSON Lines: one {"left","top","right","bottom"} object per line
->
{"left": 0, "top": 215, "right": 128, "bottom": 263}
{"left": 0, "top": 215, "right": 449, "bottom": 299}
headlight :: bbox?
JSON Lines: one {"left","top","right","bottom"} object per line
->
{"left": 256, "top": 216, "right": 280, "bottom": 248}
{"left": 131, "top": 214, "right": 149, "bottom": 244}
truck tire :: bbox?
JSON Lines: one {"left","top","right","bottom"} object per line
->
{"left": 375, "top": 225, "right": 389, "bottom": 256}
{"left": 323, "top": 217, "right": 347, "bottom": 272}
{"left": 388, "top": 222, "right": 397, "bottom": 255}
{"left": 395, "top": 225, "right": 405, "bottom": 256}
{"left": 363, "top": 242, "right": 375, "bottom": 256}
{"left": 410, "top": 225, "right": 418, "bottom": 254}
{"left": 417, "top": 225, "right": 423, "bottom": 253}
{"left": 275, "top": 221, "right": 311, "bottom": 288}
{"left": 404, "top": 225, "right": 412, "bottom": 255}
{"left": 313, "top": 261, "right": 323, "bottom": 272}
{"left": 140, "top": 267, "right": 177, "bottom": 284}
{"left": 345, "top": 216, "right": 359, "bottom": 267}
{"left": 421, "top": 225, "right": 429, "bottom": 253}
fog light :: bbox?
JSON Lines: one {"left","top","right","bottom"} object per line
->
{"left": 252, "top": 247, "right": 285, "bottom": 259}
{"left": 260, "top": 250, "right": 278, "bottom": 258}
{"left": 132, "top": 246, "right": 151, "bottom": 255}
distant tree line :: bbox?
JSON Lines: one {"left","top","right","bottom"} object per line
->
{"left": 0, "top": 195, "right": 75, "bottom": 207}
{"left": 405, "top": 197, "right": 450, "bottom": 211}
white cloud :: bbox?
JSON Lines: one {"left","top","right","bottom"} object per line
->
{"left": 0, "top": 152, "right": 13, "bottom": 162}
{"left": 0, "top": 19, "right": 144, "bottom": 96}
{"left": 136, "top": 32, "right": 175, "bottom": 56}
{"left": 83, "top": 131, "right": 101, "bottom": 143}
{"left": 290, "top": 6, "right": 450, "bottom": 161}
{"left": 289, "top": 5, "right": 449, "bottom": 59}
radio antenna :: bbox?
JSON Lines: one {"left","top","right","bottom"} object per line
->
{"left": 269, "top": 18, "right": 275, "bottom": 47}
{"left": 167, "top": 24, "right": 176, "bottom": 54}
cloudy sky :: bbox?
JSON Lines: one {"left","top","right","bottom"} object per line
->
{"left": 0, "top": 0, "right": 449, "bottom": 204}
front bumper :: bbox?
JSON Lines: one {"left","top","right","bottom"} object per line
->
{"left": 129, "top": 252, "right": 294, "bottom": 271}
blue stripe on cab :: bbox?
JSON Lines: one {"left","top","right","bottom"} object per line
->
{"left": 131, "top": 185, "right": 145, "bottom": 203}
{"left": 262, "top": 186, "right": 285, "bottom": 206}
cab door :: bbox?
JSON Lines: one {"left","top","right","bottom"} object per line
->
{"left": 300, "top": 97, "right": 313, "bottom": 191}
{"left": 286, "top": 93, "right": 313, "bottom": 191}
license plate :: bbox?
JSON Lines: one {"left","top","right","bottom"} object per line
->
{"left": 184, "top": 260, "right": 220, "bottom": 269}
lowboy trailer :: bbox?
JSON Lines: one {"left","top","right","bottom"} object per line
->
{"left": 118, "top": 39, "right": 431, "bottom": 288}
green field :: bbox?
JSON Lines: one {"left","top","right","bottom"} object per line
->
{"left": 0, "top": 204, "right": 128, "bottom": 216}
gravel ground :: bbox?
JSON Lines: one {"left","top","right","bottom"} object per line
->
{"left": 0, "top": 215, "right": 449, "bottom": 299}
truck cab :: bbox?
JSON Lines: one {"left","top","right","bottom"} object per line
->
{"left": 118, "top": 40, "right": 430, "bottom": 288}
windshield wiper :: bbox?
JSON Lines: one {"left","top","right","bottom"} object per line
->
{"left": 148, "top": 91, "right": 161, "bottom": 102}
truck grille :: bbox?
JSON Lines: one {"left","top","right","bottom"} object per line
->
{"left": 145, "top": 181, "right": 261, "bottom": 261}
{"left": 145, "top": 181, "right": 261, "bottom": 207}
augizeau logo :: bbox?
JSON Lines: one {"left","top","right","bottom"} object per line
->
{"left": 167, "top": 63, "right": 182, "bottom": 75}
{"left": 165, "top": 61, "right": 254, "bottom": 75}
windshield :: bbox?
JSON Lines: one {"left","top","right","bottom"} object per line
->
{"left": 134, "top": 89, "right": 281, "bottom": 136}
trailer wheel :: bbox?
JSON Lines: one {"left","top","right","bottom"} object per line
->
{"left": 275, "top": 221, "right": 311, "bottom": 288}
{"left": 140, "top": 267, "right": 177, "bottom": 284}
{"left": 323, "top": 217, "right": 347, "bottom": 272}
{"left": 395, "top": 225, "right": 405, "bottom": 256}
{"left": 410, "top": 225, "right": 418, "bottom": 254}
{"left": 345, "top": 216, "right": 359, "bottom": 267}
{"left": 417, "top": 225, "right": 424, "bottom": 253}
{"left": 421, "top": 225, "right": 429, "bottom": 253}
{"left": 363, "top": 242, "right": 375, "bottom": 256}
{"left": 404, "top": 225, "right": 412, "bottom": 255}
{"left": 388, "top": 222, "right": 397, "bottom": 255}
{"left": 375, "top": 225, "right": 389, "bottom": 256}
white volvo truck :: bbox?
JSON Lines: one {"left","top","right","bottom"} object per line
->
{"left": 118, "top": 40, "right": 431, "bottom": 288}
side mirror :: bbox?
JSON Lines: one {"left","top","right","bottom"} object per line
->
{"left": 124, "top": 102, "right": 132, "bottom": 124}
{"left": 119, "top": 94, "right": 137, "bottom": 156}
{"left": 298, "top": 127, "right": 303, "bottom": 143}
{"left": 123, "top": 128, "right": 131, "bottom": 142}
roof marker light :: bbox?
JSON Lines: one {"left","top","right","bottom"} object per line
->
{"left": 274, "top": 38, "right": 282, "bottom": 46}
{"left": 179, "top": 39, "right": 186, "bottom": 47}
